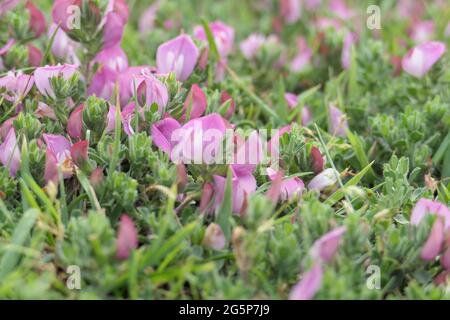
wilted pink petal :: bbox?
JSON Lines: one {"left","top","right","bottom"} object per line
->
{"left": 409, "top": 20, "right": 434, "bottom": 44}
{"left": 34, "top": 64, "right": 78, "bottom": 98}
{"left": 194, "top": 21, "right": 234, "bottom": 57}
{"left": 0, "top": 128, "right": 20, "bottom": 176}
{"left": 310, "top": 146, "right": 324, "bottom": 174}
{"left": 182, "top": 84, "right": 207, "bottom": 121}
{"left": 36, "top": 102, "right": 56, "bottom": 120}
{"left": 28, "top": 44, "right": 43, "bottom": 67}
{"left": 203, "top": 223, "right": 226, "bottom": 250}
{"left": 308, "top": 168, "right": 339, "bottom": 191}
{"left": 199, "top": 182, "right": 214, "bottom": 213}
{"left": 116, "top": 214, "right": 138, "bottom": 260}
{"left": 410, "top": 198, "right": 450, "bottom": 229}
{"left": 402, "top": 41, "right": 446, "bottom": 78}
{"left": 311, "top": 226, "right": 346, "bottom": 263}
{"left": 67, "top": 104, "right": 84, "bottom": 139}
{"left": 289, "top": 264, "right": 323, "bottom": 300}
{"left": 420, "top": 217, "right": 444, "bottom": 261}
{"left": 156, "top": 34, "right": 199, "bottom": 81}
{"left": 329, "top": 104, "right": 348, "bottom": 136}
{"left": 26, "top": 1, "right": 47, "bottom": 38}
{"left": 434, "top": 270, "right": 450, "bottom": 286}
{"left": 280, "top": 0, "right": 302, "bottom": 24}
{"left": 134, "top": 73, "right": 168, "bottom": 112}
{"left": 70, "top": 140, "right": 88, "bottom": 167}
{"left": 240, "top": 33, "right": 266, "bottom": 60}
{"left": 341, "top": 32, "right": 356, "bottom": 69}
{"left": 151, "top": 117, "right": 181, "bottom": 153}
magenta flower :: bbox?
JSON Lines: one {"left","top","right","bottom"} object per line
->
{"left": 156, "top": 34, "right": 199, "bottom": 81}
{"left": 181, "top": 84, "right": 207, "bottom": 121}
{"left": 279, "top": 0, "right": 302, "bottom": 24}
{"left": 70, "top": 140, "right": 89, "bottom": 169}
{"left": 308, "top": 168, "right": 339, "bottom": 191}
{"left": 151, "top": 117, "right": 182, "bottom": 154}
{"left": 311, "top": 226, "right": 347, "bottom": 263}
{"left": 0, "top": 128, "right": 20, "bottom": 176}
{"left": 67, "top": 104, "right": 84, "bottom": 139}
{"left": 134, "top": 73, "right": 168, "bottom": 112}
{"left": 194, "top": 21, "right": 235, "bottom": 57}
{"left": 28, "top": 44, "right": 43, "bottom": 67}
{"left": 34, "top": 64, "right": 78, "bottom": 99}
{"left": 310, "top": 146, "right": 324, "bottom": 174}
{"left": 87, "top": 67, "right": 117, "bottom": 101}
{"left": 26, "top": 1, "right": 47, "bottom": 38}
{"left": 409, "top": 20, "right": 434, "bottom": 44}
{"left": 329, "top": 104, "right": 348, "bottom": 137}
{"left": 290, "top": 37, "right": 312, "bottom": 73}
{"left": 102, "top": 0, "right": 129, "bottom": 50}
{"left": 266, "top": 168, "right": 304, "bottom": 202}
{"left": 402, "top": 41, "right": 446, "bottom": 78}
{"left": 289, "top": 264, "right": 323, "bottom": 300}
{"left": 240, "top": 33, "right": 266, "bottom": 60}
{"left": 116, "top": 214, "right": 138, "bottom": 260}
{"left": 203, "top": 223, "right": 226, "bottom": 251}
{"left": 410, "top": 198, "right": 450, "bottom": 229}
{"left": 0, "top": 72, "right": 34, "bottom": 103}
{"left": 341, "top": 32, "right": 356, "bottom": 70}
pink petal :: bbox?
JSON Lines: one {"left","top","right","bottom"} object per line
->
{"left": 116, "top": 214, "right": 138, "bottom": 260}
{"left": 182, "top": 84, "right": 207, "bottom": 121}
{"left": 311, "top": 226, "right": 347, "bottom": 262}
{"left": 0, "top": 128, "right": 20, "bottom": 176}
{"left": 151, "top": 117, "right": 181, "bottom": 153}
{"left": 410, "top": 198, "right": 450, "bottom": 229}
{"left": 67, "top": 104, "right": 84, "bottom": 139}
{"left": 203, "top": 223, "right": 226, "bottom": 250}
{"left": 402, "top": 41, "right": 446, "bottom": 78}
{"left": 289, "top": 264, "right": 323, "bottom": 300}
{"left": 420, "top": 217, "right": 444, "bottom": 261}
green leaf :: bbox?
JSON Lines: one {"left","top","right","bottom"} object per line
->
{"left": 200, "top": 18, "right": 220, "bottom": 61}
{"left": 346, "top": 129, "right": 376, "bottom": 180}
{"left": 325, "top": 161, "right": 375, "bottom": 206}
{"left": 0, "top": 209, "right": 39, "bottom": 281}
{"left": 216, "top": 167, "right": 233, "bottom": 242}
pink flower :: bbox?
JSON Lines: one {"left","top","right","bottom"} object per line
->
{"left": 117, "top": 66, "right": 153, "bottom": 106}
{"left": 0, "top": 72, "right": 34, "bottom": 103}
{"left": 266, "top": 168, "right": 304, "bottom": 202}
{"left": 102, "top": 0, "right": 129, "bottom": 50}
{"left": 26, "top": 1, "right": 47, "bottom": 38}
{"left": 36, "top": 102, "right": 56, "bottom": 120}
{"left": 34, "top": 64, "right": 78, "bottom": 98}
{"left": 181, "top": 84, "right": 207, "bottom": 121}
{"left": 220, "top": 91, "right": 235, "bottom": 119}
{"left": 139, "top": 1, "right": 160, "bottom": 34}
{"left": 308, "top": 168, "right": 339, "bottom": 191}
{"left": 156, "top": 34, "right": 199, "bottom": 81}
{"left": 43, "top": 133, "right": 73, "bottom": 179}
{"left": 0, "top": 0, "right": 21, "bottom": 15}
{"left": 67, "top": 104, "right": 84, "bottom": 139}
{"left": 70, "top": 140, "right": 89, "bottom": 168}
{"left": 329, "top": 0, "right": 354, "bottom": 20}
{"left": 151, "top": 117, "right": 182, "bottom": 154}
{"left": 304, "top": 0, "right": 321, "bottom": 10}
{"left": 311, "top": 226, "right": 347, "bottom": 263}
{"left": 87, "top": 67, "right": 118, "bottom": 101}
{"left": 329, "top": 104, "right": 348, "bottom": 137}
{"left": 28, "top": 44, "right": 42, "bottom": 67}
{"left": 93, "top": 46, "right": 128, "bottom": 72}
{"left": 48, "top": 24, "right": 79, "bottom": 64}
{"left": 290, "top": 37, "right": 312, "bottom": 73}
{"left": 402, "top": 41, "right": 446, "bottom": 78}
{"left": 341, "top": 32, "right": 356, "bottom": 69}
{"left": 410, "top": 198, "right": 450, "bottom": 229}
{"left": 199, "top": 182, "right": 214, "bottom": 213}
{"left": 116, "top": 214, "right": 138, "bottom": 260}
{"left": 289, "top": 264, "right": 323, "bottom": 300}
{"left": 213, "top": 164, "right": 257, "bottom": 215}
{"left": 240, "top": 33, "right": 266, "bottom": 60}
{"left": 134, "top": 73, "right": 168, "bottom": 112}
{"left": 284, "top": 92, "right": 312, "bottom": 125}
{"left": 279, "top": 0, "right": 302, "bottom": 24}
{"left": 420, "top": 217, "right": 444, "bottom": 261}
{"left": 194, "top": 21, "right": 235, "bottom": 57}
{"left": 310, "top": 146, "right": 324, "bottom": 174}
{"left": 409, "top": 20, "right": 434, "bottom": 44}
{"left": 0, "top": 128, "right": 20, "bottom": 176}
{"left": 52, "top": 0, "right": 83, "bottom": 33}
{"left": 203, "top": 223, "right": 226, "bottom": 250}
